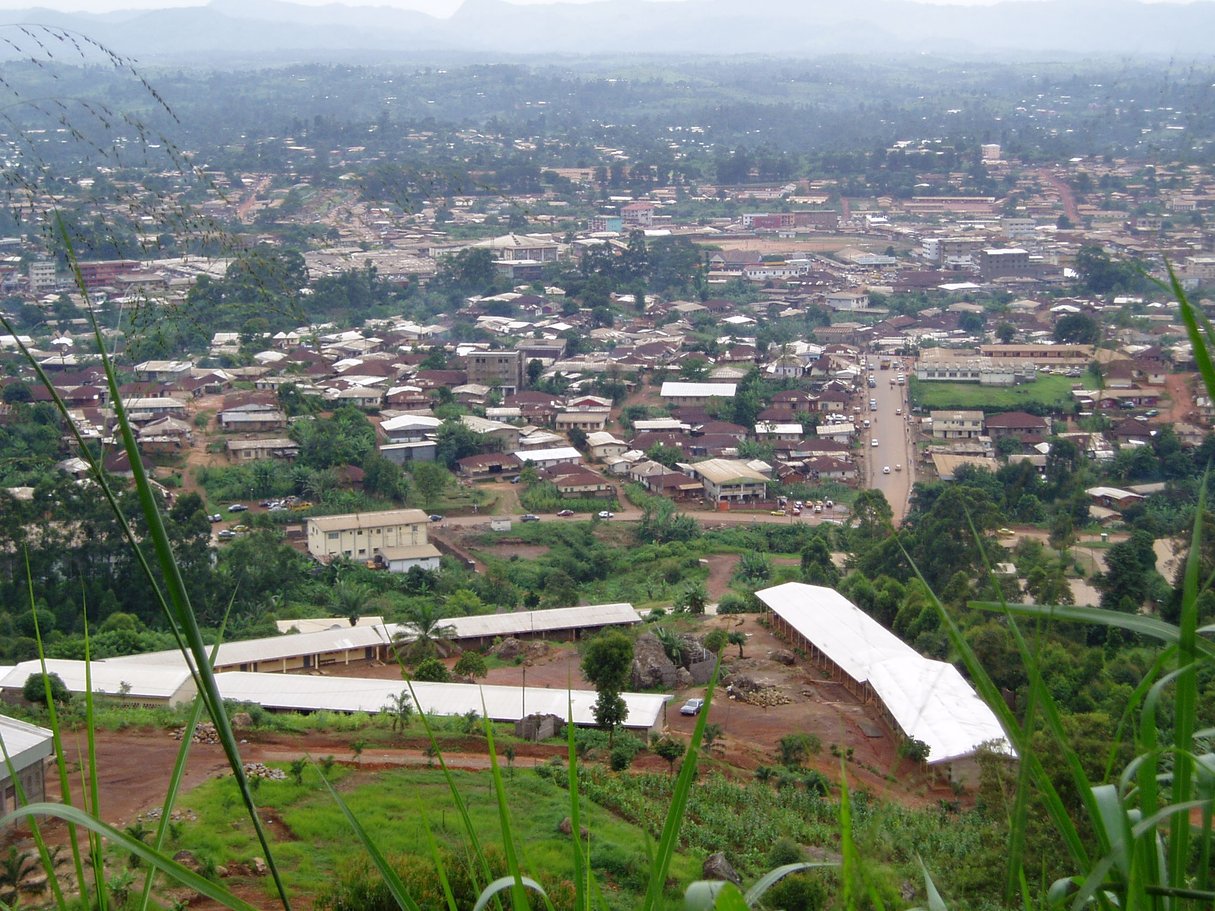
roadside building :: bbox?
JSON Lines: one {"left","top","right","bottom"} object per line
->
{"left": 0, "top": 715, "right": 53, "bottom": 823}
{"left": 306, "top": 509, "right": 432, "bottom": 563}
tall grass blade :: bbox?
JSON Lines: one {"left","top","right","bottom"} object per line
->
{"left": 0, "top": 243, "right": 290, "bottom": 908}
{"left": 967, "top": 603, "right": 1213, "bottom": 657}
{"left": 31, "top": 215, "right": 291, "bottom": 909}
{"left": 421, "top": 810, "right": 459, "bottom": 911}
{"left": 906, "top": 541, "right": 1090, "bottom": 870}
{"left": 315, "top": 764, "right": 425, "bottom": 911}
{"left": 471, "top": 877, "right": 552, "bottom": 911}
{"left": 744, "top": 862, "right": 836, "bottom": 906}
{"left": 405, "top": 682, "right": 493, "bottom": 892}
{"left": 0, "top": 803, "right": 260, "bottom": 910}
{"left": 566, "top": 695, "right": 589, "bottom": 911}
{"left": 81, "top": 616, "right": 108, "bottom": 911}
{"left": 913, "top": 856, "right": 948, "bottom": 911}
{"left": 26, "top": 556, "right": 87, "bottom": 907}
{"left": 480, "top": 697, "right": 539, "bottom": 911}
{"left": 1168, "top": 469, "right": 1206, "bottom": 902}
{"left": 1167, "top": 263, "right": 1215, "bottom": 403}
{"left": 137, "top": 608, "right": 233, "bottom": 911}
{"left": 640, "top": 660, "right": 719, "bottom": 911}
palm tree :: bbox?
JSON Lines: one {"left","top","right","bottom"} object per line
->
{"left": 328, "top": 578, "right": 370, "bottom": 626}
{"left": 392, "top": 601, "right": 457, "bottom": 664}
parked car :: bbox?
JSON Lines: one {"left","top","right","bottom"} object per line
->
{"left": 217, "top": 529, "right": 236, "bottom": 540}
{"left": 596, "top": 510, "right": 614, "bottom": 519}
{"left": 207, "top": 513, "right": 222, "bottom": 523}
{"left": 680, "top": 698, "right": 705, "bottom": 716}
{"left": 557, "top": 509, "right": 575, "bottom": 517}
{"left": 429, "top": 514, "right": 444, "bottom": 522}
{"left": 521, "top": 514, "right": 541, "bottom": 522}
{"left": 227, "top": 503, "right": 248, "bottom": 512}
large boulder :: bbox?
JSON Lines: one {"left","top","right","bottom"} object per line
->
{"left": 631, "top": 633, "right": 678, "bottom": 689}
{"left": 702, "top": 852, "right": 741, "bottom": 884}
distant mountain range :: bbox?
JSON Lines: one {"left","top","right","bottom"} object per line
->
{"left": 3, "top": 0, "right": 1214, "bottom": 63}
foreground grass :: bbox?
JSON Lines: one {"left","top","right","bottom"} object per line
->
{"left": 171, "top": 765, "right": 701, "bottom": 909}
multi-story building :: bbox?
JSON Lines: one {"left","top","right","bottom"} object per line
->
{"left": 980, "top": 247, "right": 1031, "bottom": 281}
{"left": 930, "top": 410, "right": 985, "bottom": 440}
{"left": 306, "top": 509, "right": 435, "bottom": 565}
{"left": 467, "top": 349, "right": 523, "bottom": 395}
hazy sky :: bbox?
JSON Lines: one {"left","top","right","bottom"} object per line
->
{"left": 0, "top": 0, "right": 1206, "bottom": 15}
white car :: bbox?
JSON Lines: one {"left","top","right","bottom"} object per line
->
{"left": 882, "top": 465, "right": 891, "bottom": 474}
{"left": 895, "top": 464, "right": 902, "bottom": 472}
{"left": 871, "top": 438, "right": 879, "bottom": 447}
{"left": 597, "top": 510, "right": 614, "bottom": 519}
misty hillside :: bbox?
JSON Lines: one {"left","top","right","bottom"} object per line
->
{"left": 1, "top": 0, "right": 1213, "bottom": 63}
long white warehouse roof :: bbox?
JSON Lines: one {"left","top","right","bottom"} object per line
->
{"left": 213, "top": 672, "right": 668, "bottom": 730}
{"left": 109, "top": 604, "right": 641, "bottom": 671}
{"left": 756, "top": 582, "right": 1012, "bottom": 765}
{"left": 0, "top": 659, "right": 196, "bottom": 702}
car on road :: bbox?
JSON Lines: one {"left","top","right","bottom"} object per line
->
{"left": 770, "top": 509, "right": 786, "bottom": 516}
{"left": 680, "top": 698, "right": 705, "bottom": 716}
{"left": 895, "top": 408, "right": 902, "bottom": 415}
{"left": 882, "top": 465, "right": 891, "bottom": 474}
{"left": 556, "top": 509, "right": 575, "bottom": 517}
{"left": 428, "top": 514, "right": 444, "bottom": 522}
{"left": 871, "top": 438, "right": 879, "bottom": 447}
{"left": 596, "top": 510, "right": 614, "bottom": 519}
{"left": 894, "top": 464, "right": 902, "bottom": 472}
{"left": 227, "top": 503, "right": 248, "bottom": 512}
{"left": 520, "top": 514, "right": 541, "bottom": 522}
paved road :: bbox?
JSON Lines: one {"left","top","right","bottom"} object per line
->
{"left": 863, "top": 362, "right": 915, "bottom": 523}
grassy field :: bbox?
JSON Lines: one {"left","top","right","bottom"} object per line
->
{"left": 172, "top": 765, "right": 700, "bottom": 909}
{"left": 909, "top": 373, "right": 1078, "bottom": 411}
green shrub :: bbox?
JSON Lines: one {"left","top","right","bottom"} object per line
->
{"left": 763, "top": 872, "right": 828, "bottom": 911}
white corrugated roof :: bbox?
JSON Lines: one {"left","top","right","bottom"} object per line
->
{"left": 660, "top": 382, "right": 737, "bottom": 398}
{"left": 756, "top": 583, "right": 910, "bottom": 684}
{"left": 756, "top": 583, "right": 1012, "bottom": 765}
{"left": 112, "top": 606, "right": 642, "bottom": 671}
{"left": 0, "top": 659, "right": 195, "bottom": 701}
{"left": 444, "top": 603, "right": 640, "bottom": 640}
{"left": 213, "top": 672, "right": 668, "bottom": 730}
{"left": 868, "top": 658, "right": 1012, "bottom": 764}
{"left": 0, "top": 714, "right": 54, "bottom": 772}
{"left": 107, "top": 624, "right": 399, "bottom": 670}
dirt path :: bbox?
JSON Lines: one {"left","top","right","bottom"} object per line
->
{"left": 1165, "top": 372, "right": 1194, "bottom": 424}
{"left": 704, "top": 553, "right": 741, "bottom": 601}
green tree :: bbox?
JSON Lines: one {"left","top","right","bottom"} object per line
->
{"left": 582, "top": 631, "right": 634, "bottom": 745}
{"left": 22, "top": 671, "right": 69, "bottom": 705}
{"left": 453, "top": 651, "right": 488, "bottom": 680}
{"left": 727, "top": 630, "right": 747, "bottom": 658}
{"left": 412, "top": 657, "right": 451, "bottom": 683}
{"left": 651, "top": 735, "right": 686, "bottom": 775}
{"left": 778, "top": 732, "right": 821, "bottom": 769}
{"left": 703, "top": 628, "right": 728, "bottom": 655}
{"left": 674, "top": 581, "right": 709, "bottom": 615}
{"left": 410, "top": 462, "right": 449, "bottom": 510}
